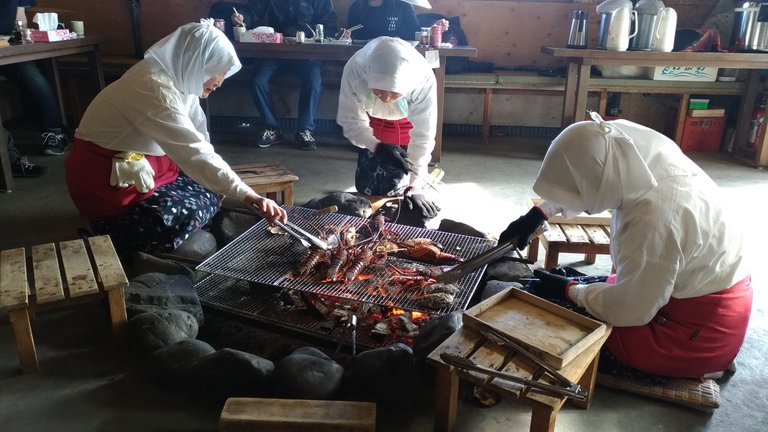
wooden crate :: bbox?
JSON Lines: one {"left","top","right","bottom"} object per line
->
{"left": 463, "top": 287, "right": 607, "bottom": 369}
{"left": 232, "top": 162, "right": 299, "bottom": 205}
{"left": 219, "top": 398, "right": 376, "bottom": 432}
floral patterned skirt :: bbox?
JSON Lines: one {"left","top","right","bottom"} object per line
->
{"left": 91, "top": 173, "right": 222, "bottom": 254}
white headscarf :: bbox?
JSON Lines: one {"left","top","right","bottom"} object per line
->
{"left": 533, "top": 112, "right": 657, "bottom": 214}
{"left": 362, "top": 37, "right": 426, "bottom": 95}
{"left": 144, "top": 22, "right": 241, "bottom": 97}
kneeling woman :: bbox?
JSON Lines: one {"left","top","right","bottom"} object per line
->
{"left": 66, "top": 22, "right": 286, "bottom": 254}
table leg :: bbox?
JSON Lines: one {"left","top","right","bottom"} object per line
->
{"left": 431, "top": 54, "right": 447, "bottom": 164}
{"left": 0, "top": 120, "right": 14, "bottom": 192}
{"left": 544, "top": 246, "right": 560, "bottom": 272}
{"left": 434, "top": 364, "right": 459, "bottom": 432}
{"left": 584, "top": 252, "right": 596, "bottom": 265}
{"left": 529, "top": 403, "right": 558, "bottom": 432}
{"left": 573, "top": 63, "right": 591, "bottom": 123}
{"left": 562, "top": 62, "right": 579, "bottom": 126}
{"left": 9, "top": 308, "right": 38, "bottom": 374}
{"left": 107, "top": 288, "right": 128, "bottom": 346}
{"left": 674, "top": 94, "right": 690, "bottom": 145}
{"left": 733, "top": 70, "right": 760, "bottom": 161}
{"left": 482, "top": 88, "right": 492, "bottom": 145}
{"left": 571, "top": 354, "right": 600, "bottom": 410}
{"left": 527, "top": 236, "right": 540, "bottom": 263}
{"left": 49, "top": 57, "right": 67, "bottom": 128}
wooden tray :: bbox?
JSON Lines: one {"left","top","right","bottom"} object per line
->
{"left": 463, "top": 287, "right": 607, "bottom": 369}
{"left": 527, "top": 198, "right": 612, "bottom": 226}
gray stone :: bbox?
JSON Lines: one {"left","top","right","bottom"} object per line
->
{"left": 481, "top": 280, "right": 524, "bottom": 301}
{"left": 302, "top": 192, "right": 372, "bottom": 218}
{"left": 484, "top": 257, "right": 534, "bottom": 282}
{"left": 437, "top": 219, "right": 490, "bottom": 239}
{"left": 273, "top": 347, "right": 344, "bottom": 400}
{"left": 343, "top": 343, "right": 418, "bottom": 410}
{"left": 180, "top": 348, "right": 275, "bottom": 399}
{"left": 173, "top": 229, "right": 217, "bottom": 262}
{"left": 148, "top": 339, "right": 216, "bottom": 374}
{"left": 122, "top": 251, "right": 195, "bottom": 281}
{"left": 412, "top": 312, "right": 463, "bottom": 361}
{"left": 128, "top": 310, "right": 198, "bottom": 354}
{"left": 209, "top": 201, "right": 262, "bottom": 247}
{"left": 125, "top": 272, "right": 204, "bottom": 324}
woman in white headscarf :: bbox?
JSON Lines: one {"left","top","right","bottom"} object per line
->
{"left": 66, "top": 22, "right": 286, "bottom": 254}
{"left": 337, "top": 36, "right": 440, "bottom": 221}
{"left": 499, "top": 113, "right": 752, "bottom": 378}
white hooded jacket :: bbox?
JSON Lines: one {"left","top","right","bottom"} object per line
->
{"left": 337, "top": 37, "right": 437, "bottom": 182}
{"left": 535, "top": 114, "right": 749, "bottom": 326}
{"left": 75, "top": 22, "right": 253, "bottom": 202}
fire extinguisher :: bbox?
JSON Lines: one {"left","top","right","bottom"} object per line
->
{"left": 748, "top": 96, "right": 767, "bottom": 148}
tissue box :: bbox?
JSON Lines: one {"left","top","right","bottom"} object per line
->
{"left": 30, "top": 29, "right": 71, "bottom": 42}
{"left": 239, "top": 31, "right": 283, "bottom": 44}
{"left": 646, "top": 66, "right": 719, "bottom": 82}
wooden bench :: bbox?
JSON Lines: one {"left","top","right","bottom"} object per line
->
{"left": 444, "top": 71, "right": 745, "bottom": 145}
{"left": 231, "top": 162, "right": 299, "bottom": 205}
{"left": 427, "top": 324, "right": 611, "bottom": 432}
{"left": 525, "top": 198, "right": 612, "bottom": 271}
{"left": 0, "top": 235, "right": 128, "bottom": 374}
{"left": 219, "top": 397, "right": 377, "bottom": 432}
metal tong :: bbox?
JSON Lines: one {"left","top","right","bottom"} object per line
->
{"left": 273, "top": 219, "right": 330, "bottom": 250}
{"left": 440, "top": 325, "right": 587, "bottom": 401}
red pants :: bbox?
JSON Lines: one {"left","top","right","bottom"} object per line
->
{"left": 369, "top": 116, "right": 412, "bottom": 147}
{"left": 606, "top": 276, "right": 753, "bottom": 377}
{"left": 65, "top": 139, "right": 179, "bottom": 220}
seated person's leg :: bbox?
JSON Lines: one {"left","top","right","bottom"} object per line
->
{"left": 250, "top": 59, "right": 283, "bottom": 147}
{"left": 290, "top": 59, "right": 322, "bottom": 150}
{"left": 2, "top": 125, "right": 46, "bottom": 178}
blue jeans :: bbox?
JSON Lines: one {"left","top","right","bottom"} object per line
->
{"left": 0, "top": 62, "right": 63, "bottom": 131}
{"left": 250, "top": 59, "right": 322, "bottom": 132}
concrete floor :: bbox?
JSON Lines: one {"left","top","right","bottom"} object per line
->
{"left": 1, "top": 127, "right": 767, "bottom": 431}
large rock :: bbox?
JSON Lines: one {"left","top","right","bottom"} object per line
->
{"left": 148, "top": 339, "right": 216, "bottom": 375}
{"left": 302, "top": 192, "right": 372, "bottom": 218}
{"left": 412, "top": 312, "right": 463, "bottom": 361}
{"left": 173, "top": 229, "right": 217, "bottom": 262}
{"left": 343, "top": 343, "right": 418, "bottom": 411}
{"left": 127, "top": 310, "right": 199, "bottom": 354}
{"left": 438, "top": 219, "right": 490, "bottom": 239}
{"left": 484, "top": 257, "right": 534, "bottom": 282}
{"left": 179, "top": 348, "right": 275, "bottom": 400}
{"left": 480, "top": 280, "right": 524, "bottom": 301}
{"left": 125, "top": 272, "right": 204, "bottom": 324}
{"left": 209, "top": 201, "right": 262, "bottom": 247}
{"left": 273, "top": 347, "right": 344, "bottom": 400}
{"left": 122, "top": 251, "right": 195, "bottom": 281}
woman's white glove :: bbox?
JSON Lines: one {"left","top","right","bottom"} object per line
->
{"left": 110, "top": 152, "right": 155, "bottom": 193}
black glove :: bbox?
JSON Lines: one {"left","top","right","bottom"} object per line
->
{"left": 498, "top": 206, "right": 547, "bottom": 248}
{"left": 374, "top": 143, "right": 409, "bottom": 175}
{"left": 528, "top": 269, "right": 572, "bottom": 301}
{"left": 405, "top": 192, "right": 440, "bottom": 219}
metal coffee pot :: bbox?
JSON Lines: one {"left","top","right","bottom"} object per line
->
{"left": 567, "top": 10, "right": 589, "bottom": 49}
{"left": 630, "top": 0, "right": 665, "bottom": 51}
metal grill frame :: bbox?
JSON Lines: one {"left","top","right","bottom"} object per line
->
{"left": 197, "top": 205, "right": 494, "bottom": 314}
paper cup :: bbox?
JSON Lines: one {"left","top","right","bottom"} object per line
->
{"left": 233, "top": 26, "right": 246, "bottom": 41}
{"left": 70, "top": 20, "right": 84, "bottom": 36}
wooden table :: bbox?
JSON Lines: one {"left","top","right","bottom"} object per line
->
{"left": 0, "top": 37, "right": 105, "bottom": 191}
{"left": 541, "top": 47, "right": 768, "bottom": 167}
{"left": 233, "top": 42, "right": 478, "bottom": 164}
{"left": 427, "top": 325, "right": 611, "bottom": 432}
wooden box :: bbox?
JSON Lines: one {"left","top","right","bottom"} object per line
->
{"left": 463, "top": 287, "right": 607, "bottom": 369}
{"left": 527, "top": 197, "right": 611, "bottom": 226}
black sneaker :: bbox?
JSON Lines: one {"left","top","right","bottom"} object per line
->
{"left": 295, "top": 129, "right": 317, "bottom": 151}
{"left": 11, "top": 157, "right": 48, "bottom": 178}
{"left": 256, "top": 128, "right": 283, "bottom": 148}
{"left": 42, "top": 128, "right": 68, "bottom": 155}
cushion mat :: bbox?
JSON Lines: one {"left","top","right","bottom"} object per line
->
{"left": 596, "top": 373, "right": 720, "bottom": 410}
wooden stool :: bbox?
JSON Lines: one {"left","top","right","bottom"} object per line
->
{"left": 232, "top": 162, "right": 299, "bottom": 205}
{"left": 0, "top": 235, "right": 128, "bottom": 374}
{"left": 525, "top": 198, "right": 612, "bottom": 270}
{"left": 219, "top": 397, "right": 377, "bottom": 432}
{"left": 427, "top": 325, "right": 611, "bottom": 432}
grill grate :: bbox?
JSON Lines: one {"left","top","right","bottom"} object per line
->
{"left": 197, "top": 205, "right": 494, "bottom": 314}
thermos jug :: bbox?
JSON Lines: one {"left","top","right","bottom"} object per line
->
{"left": 596, "top": 0, "right": 637, "bottom": 51}
{"left": 650, "top": 7, "right": 677, "bottom": 52}
{"left": 630, "top": 0, "right": 665, "bottom": 51}
{"left": 567, "top": 10, "right": 589, "bottom": 49}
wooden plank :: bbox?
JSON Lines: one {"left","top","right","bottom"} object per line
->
{"left": 232, "top": 162, "right": 299, "bottom": 186}
{"left": 87, "top": 235, "right": 128, "bottom": 292}
{"left": 463, "top": 287, "right": 607, "bottom": 369}
{"left": 220, "top": 398, "right": 376, "bottom": 432}
{"left": 542, "top": 224, "right": 567, "bottom": 244}
{"left": 560, "top": 224, "right": 590, "bottom": 244}
{"left": 58, "top": 239, "right": 99, "bottom": 298}
{"left": 434, "top": 365, "right": 459, "bottom": 432}
{"left": 582, "top": 225, "right": 610, "bottom": 246}
{"left": 0, "top": 247, "right": 29, "bottom": 310}
{"left": 527, "top": 198, "right": 612, "bottom": 226}
{"left": 31, "top": 243, "right": 65, "bottom": 304}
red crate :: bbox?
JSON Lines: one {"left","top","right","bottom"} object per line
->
{"left": 680, "top": 115, "right": 726, "bottom": 153}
